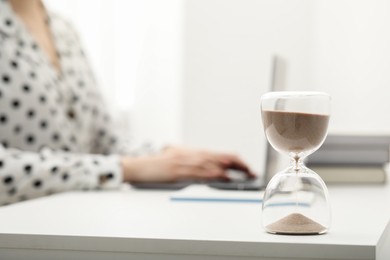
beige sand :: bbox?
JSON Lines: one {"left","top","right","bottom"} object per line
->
{"left": 266, "top": 213, "right": 326, "bottom": 235}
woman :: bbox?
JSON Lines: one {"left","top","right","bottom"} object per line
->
{"left": 0, "top": 0, "right": 254, "bottom": 205}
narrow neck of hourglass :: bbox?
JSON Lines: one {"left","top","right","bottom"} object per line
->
{"left": 289, "top": 153, "right": 307, "bottom": 173}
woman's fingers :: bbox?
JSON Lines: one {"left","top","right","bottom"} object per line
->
{"left": 175, "top": 159, "right": 230, "bottom": 181}
{"left": 164, "top": 147, "right": 255, "bottom": 181}
{"left": 216, "top": 154, "right": 256, "bottom": 179}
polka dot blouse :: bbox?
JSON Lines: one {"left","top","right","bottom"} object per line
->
{"left": 0, "top": 1, "right": 150, "bottom": 205}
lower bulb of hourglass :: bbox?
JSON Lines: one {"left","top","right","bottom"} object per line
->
{"left": 261, "top": 166, "right": 331, "bottom": 235}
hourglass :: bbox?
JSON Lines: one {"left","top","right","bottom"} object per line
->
{"left": 261, "top": 91, "right": 331, "bottom": 235}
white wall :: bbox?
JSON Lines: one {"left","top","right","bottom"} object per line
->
{"left": 182, "top": 0, "right": 314, "bottom": 172}
{"left": 129, "top": 0, "right": 184, "bottom": 147}
{"left": 311, "top": 0, "right": 390, "bottom": 134}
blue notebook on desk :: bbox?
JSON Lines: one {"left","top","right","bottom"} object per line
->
{"left": 170, "top": 185, "right": 314, "bottom": 206}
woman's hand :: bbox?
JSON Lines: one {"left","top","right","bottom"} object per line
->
{"left": 121, "top": 146, "right": 255, "bottom": 183}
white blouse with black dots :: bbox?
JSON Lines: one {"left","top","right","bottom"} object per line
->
{"left": 0, "top": 1, "right": 149, "bottom": 205}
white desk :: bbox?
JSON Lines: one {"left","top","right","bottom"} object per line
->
{"left": 0, "top": 183, "right": 389, "bottom": 260}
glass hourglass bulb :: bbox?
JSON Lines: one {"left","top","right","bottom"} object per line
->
{"left": 260, "top": 91, "right": 331, "bottom": 235}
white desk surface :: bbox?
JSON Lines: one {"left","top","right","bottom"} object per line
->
{"left": 0, "top": 183, "right": 389, "bottom": 260}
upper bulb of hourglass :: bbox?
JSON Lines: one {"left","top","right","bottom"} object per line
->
{"left": 261, "top": 108, "right": 330, "bottom": 162}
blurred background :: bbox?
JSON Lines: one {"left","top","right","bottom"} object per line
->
{"left": 45, "top": 0, "right": 390, "bottom": 172}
